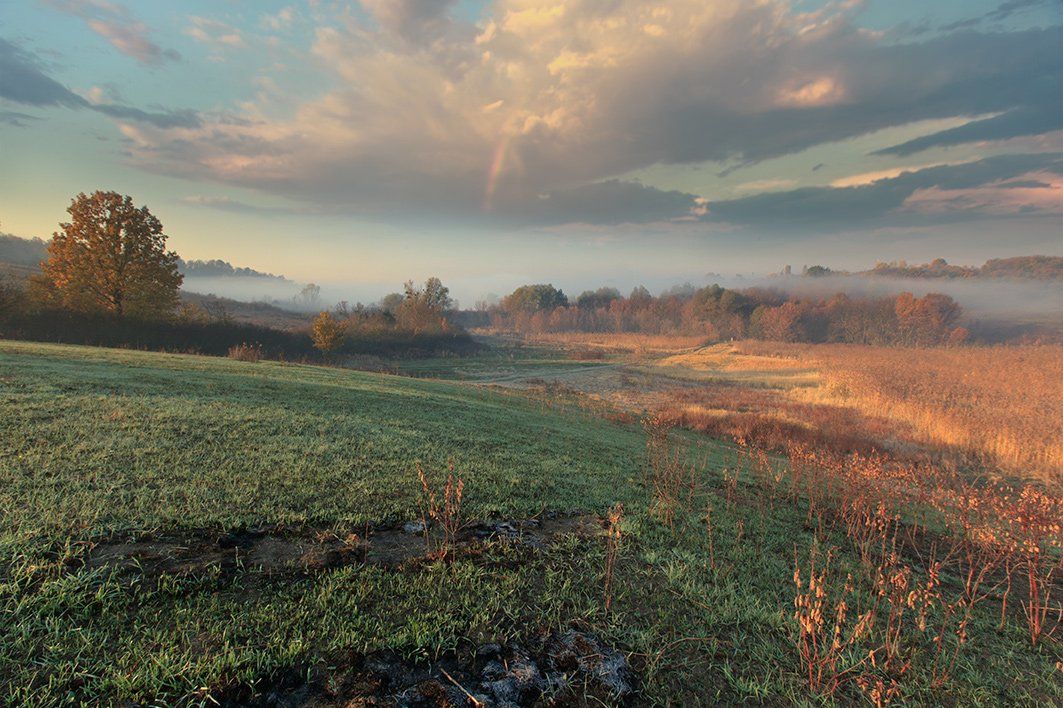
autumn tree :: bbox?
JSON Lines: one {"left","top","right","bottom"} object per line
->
{"left": 33, "top": 191, "right": 182, "bottom": 318}
{"left": 894, "top": 292, "right": 962, "bottom": 346}
{"left": 311, "top": 310, "right": 346, "bottom": 354}
{"left": 396, "top": 277, "right": 454, "bottom": 332}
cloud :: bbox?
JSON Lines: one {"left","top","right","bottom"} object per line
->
{"left": 705, "top": 153, "right": 1063, "bottom": 228}
{"left": 774, "top": 76, "right": 848, "bottom": 108}
{"left": 0, "top": 37, "right": 199, "bottom": 128}
{"left": 57, "top": 1, "right": 1063, "bottom": 226}
{"left": 830, "top": 163, "right": 956, "bottom": 188}
{"left": 734, "top": 179, "right": 799, "bottom": 193}
{"left": 875, "top": 100, "right": 1063, "bottom": 156}
{"left": 975, "top": 0, "right": 1056, "bottom": 24}
{"left": 43, "top": 0, "right": 180, "bottom": 65}
{"left": 359, "top": 0, "right": 461, "bottom": 42}
{"left": 900, "top": 174, "right": 1063, "bottom": 217}
{"left": 185, "top": 17, "right": 247, "bottom": 50}
{"left": 91, "top": 102, "right": 200, "bottom": 129}
{"left": 508, "top": 180, "right": 702, "bottom": 226}
{"left": 180, "top": 195, "right": 314, "bottom": 215}
{"left": 0, "top": 38, "right": 86, "bottom": 107}
{"left": 0, "top": 110, "right": 40, "bottom": 127}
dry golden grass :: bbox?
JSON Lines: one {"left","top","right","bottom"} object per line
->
{"left": 736, "top": 341, "right": 1063, "bottom": 483}
{"left": 658, "top": 344, "right": 812, "bottom": 373}
{"left": 658, "top": 384, "right": 907, "bottom": 458}
{"left": 490, "top": 330, "right": 1060, "bottom": 484}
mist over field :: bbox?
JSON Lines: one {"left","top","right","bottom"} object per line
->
{"left": 176, "top": 268, "right": 1063, "bottom": 328}
{"left": 743, "top": 275, "right": 1063, "bottom": 320}
{"left": 180, "top": 276, "right": 302, "bottom": 305}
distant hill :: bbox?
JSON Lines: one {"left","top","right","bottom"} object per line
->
{"left": 0, "top": 234, "right": 47, "bottom": 268}
{"left": 0, "top": 233, "right": 290, "bottom": 282}
{"left": 178, "top": 259, "right": 289, "bottom": 281}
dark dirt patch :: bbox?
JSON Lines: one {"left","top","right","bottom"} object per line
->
{"left": 206, "top": 629, "right": 636, "bottom": 707}
{"left": 80, "top": 526, "right": 364, "bottom": 580}
{"left": 79, "top": 514, "right": 601, "bottom": 583}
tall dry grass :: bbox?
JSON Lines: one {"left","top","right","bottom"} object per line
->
{"left": 736, "top": 342, "right": 1063, "bottom": 483}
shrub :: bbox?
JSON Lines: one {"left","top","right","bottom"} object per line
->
{"left": 311, "top": 311, "right": 346, "bottom": 354}
{"left": 228, "top": 342, "right": 263, "bottom": 362}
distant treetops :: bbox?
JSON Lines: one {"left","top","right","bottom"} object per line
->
{"left": 32, "top": 191, "right": 183, "bottom": 319}
{"left": 487, "top": 280, "right": 969, "bottom": 346}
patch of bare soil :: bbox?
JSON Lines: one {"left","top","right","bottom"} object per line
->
{"left": 206, "top": 629, "right": 637, "bottom": 707}
{"left": 79, "top": 515, "right": 600, "bottom": 584}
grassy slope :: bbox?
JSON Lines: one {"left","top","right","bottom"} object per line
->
{"left": 1, "top": 341, "right": 642, "bottom": 542}
{"left": 0, "top": 341, "right": 1058, "bottom": 705}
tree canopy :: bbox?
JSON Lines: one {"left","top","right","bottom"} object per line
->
{"left": 396, "top": 277, "right": 454, "bottom": 332}
{"left": 33, "top": 191, "right": 182, "bottom": 318}
{"left": 502, "top": 284, "right": 568, "bottom": 313}
{"left": 576, "top": 287, "right": 621, "bottom": 310}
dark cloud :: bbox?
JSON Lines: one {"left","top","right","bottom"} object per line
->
{"left": 652, "top": 26, "right": 1063, "bottom": 168}
{"left": 986, "top": 0, "right": 1061, "bottom": 22}
{"left": 0, "top": 37, "right": 86, "bottom": 108}
{"left": 506, "top": 180, "right": 700, "bottom": 226}
{"left": 938, "top": 1, "right": 1058, "bottom": 31}
{"left": 182, "top": 181, "right": 699, "bottom": 227}
{"left": 875, "top": 98, "right": 1063, "bottom": 156}
{"left": 706, "top": 153, "right": 1063, "bottom": 228}
{"left": 92, "top": 103, "right": 200, "bottom": 129}
{"left": 0, "top": 37, "right": 199, "bottom": 129}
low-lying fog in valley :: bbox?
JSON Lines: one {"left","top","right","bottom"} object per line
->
{"left": 183, "top": 270, "right": 1063, "bottom": 327}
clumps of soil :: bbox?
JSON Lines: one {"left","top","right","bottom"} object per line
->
{"left": 79, "top": 514, "right": 599, "bottom": 583}
{"left": 215, "top": 630, "right": 636, "bottom": 707}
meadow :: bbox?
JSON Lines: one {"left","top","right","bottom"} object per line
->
{"left": 646, "top": 340, "right": 1063, "bottom": 485}
{"left": 0, "top": 340, "right": 1060, "bottom": 705}
{"left": 766, "top": 342, "right": 1063, "bottom": 481}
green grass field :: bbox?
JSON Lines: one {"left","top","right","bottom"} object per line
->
{"left": 1, "top": 341, "right": 1059, "bottom": 705}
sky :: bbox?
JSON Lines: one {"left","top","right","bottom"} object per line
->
{"left": 1, "top": 0, "right": 1062, "bottom": 303}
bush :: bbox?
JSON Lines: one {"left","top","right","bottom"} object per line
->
{"left": 311, "top": 311, "right": 346, "bottom": 353}
{"left": 228, "top": 342, "right": 263, "bottom": 362}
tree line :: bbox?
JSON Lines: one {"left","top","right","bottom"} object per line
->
{"left": 479, "top": 282, "right": 969, "bottom": 346}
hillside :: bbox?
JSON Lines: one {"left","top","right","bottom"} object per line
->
{"left": 0, "top": 234, "right": 47, "bottom": 271}
{"left": 0, "top": 232, "right": 292, "bottom": 284}
{"left": 0, "top": 341, "right": 1058, "bottom": 705}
